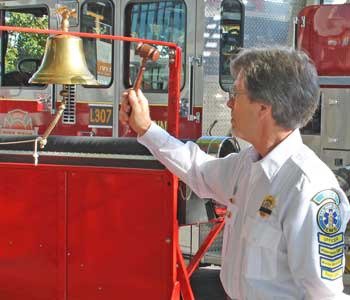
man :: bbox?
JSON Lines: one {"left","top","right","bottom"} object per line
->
{"left": 119, "top": 47, "right": 350, "bottom": 299}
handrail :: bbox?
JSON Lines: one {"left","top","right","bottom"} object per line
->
{"left": 0, "top": 25, "right": 177, "bottom": 48}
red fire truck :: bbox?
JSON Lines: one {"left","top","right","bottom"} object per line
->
{"left": 0, "top": 0, "right": 302, "bottom": 140}
{"left": 0, "top": 0, "right": 350, "bottom": 299}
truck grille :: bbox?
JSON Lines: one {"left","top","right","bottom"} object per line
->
{"left": 62, "top": 84, "right": 76, "bottom": 124}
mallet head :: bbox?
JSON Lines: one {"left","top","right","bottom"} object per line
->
{"left": 135, "top": 43, "right": 160, "bottom": 62}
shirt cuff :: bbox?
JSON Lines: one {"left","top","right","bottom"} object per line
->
{"left": 137, "top": 122, "right": 170, "bottom": 149}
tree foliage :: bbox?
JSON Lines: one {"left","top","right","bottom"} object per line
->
{"left": 5, "top": 12, "right": 48, "bottom": 72}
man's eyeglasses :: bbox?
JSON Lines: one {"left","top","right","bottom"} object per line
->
{"left": 229, "top": 88, "right": 248, "bottom": 100}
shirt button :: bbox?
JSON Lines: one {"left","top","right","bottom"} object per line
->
{"left": 226, "top": 211, "right": 232, "bottom": 218}
{"left": 229, "top": 197, "right": 235, "bottom": 204}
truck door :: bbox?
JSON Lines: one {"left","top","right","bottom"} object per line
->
{"left": 202, "top": 0, "right": 244, "bottom": 137}
{"left": 119, "top": 0, "right": 204, "bottom": 139}
{"left": 75, "top": 0, "right": 117, "bottom": 137}
{"left": 0, "top": 1, "right": 55, "bottom": 135}
{"left": 297, "top": 4, "right": 350, "bottom": 169}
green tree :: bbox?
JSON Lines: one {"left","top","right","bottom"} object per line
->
{"left": 5, "top": 12, "right": 48, "bottom": 72}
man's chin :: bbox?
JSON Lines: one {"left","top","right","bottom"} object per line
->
{"left": 233, "top": 130, "right": 249, "bottom": 143}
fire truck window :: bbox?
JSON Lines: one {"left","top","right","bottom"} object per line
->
{"left": 1, "top": 8, "right": 48, "bottom": 87}
{"left": 124, "top": 1, "right": 186, "bottom": 92}
{"left": 219, "top": 0, "right": 244, "bottom": 92}
{"left": 81, "top": 0, "right": 114, "bottom": 87}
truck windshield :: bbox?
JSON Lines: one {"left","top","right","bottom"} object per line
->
{"left": 81, "top": 0, "right": 114, "bottom": 87}
{"left": 0, "top": 7, "right": 48, "bottom": 87}
{"left": 124, "top": 0, "right": 186, "bottom": 92}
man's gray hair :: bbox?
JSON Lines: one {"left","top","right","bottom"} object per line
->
{"left": 230, "top": 47, "right": 319, "bottom": 129}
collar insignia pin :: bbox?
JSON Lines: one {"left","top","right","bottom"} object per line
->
{"left": 259, "top": 195, "right": 276, "bottom": 218}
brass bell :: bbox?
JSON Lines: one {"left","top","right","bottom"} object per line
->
{"left": 29, "top": 34, "right": 98, "bottom": 85}
{"left": 29, "top": 6, "right": 99, "bottom": 154}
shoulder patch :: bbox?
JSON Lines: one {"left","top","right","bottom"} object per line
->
{"left": 318, "top": 232, "right": 343, "bottom": 246}
{"left": 312, "top": 190, "right": 340, "bottom": 206}
{"left": 320, "top": 256, "right": 343, "bottom": 270}
{"left": 319, "top": 244, "right": 344, "bottom": 258}
{"left": 317, "top": 202, "right": 341, "bottom": 234}
{"left": 321, "top": 267, "right": 343, "bottom": 281}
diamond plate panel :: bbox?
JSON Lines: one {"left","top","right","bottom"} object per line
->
{"left": 202, "top": 0, "right": 307, "bottom": 137}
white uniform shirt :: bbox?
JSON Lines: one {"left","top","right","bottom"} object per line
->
{"left": 138, "top": 123, "right": 350, "bottom": 300}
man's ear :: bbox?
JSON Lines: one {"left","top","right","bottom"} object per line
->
{"left": 258, "top": 102, "right": 272, "bottom": 119}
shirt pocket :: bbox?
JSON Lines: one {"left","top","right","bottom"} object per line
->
{"left": 243, "top": 215, "right": 282, "bottom": 280}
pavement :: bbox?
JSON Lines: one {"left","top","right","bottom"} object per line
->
{"left": 190, "top": 265, "right": 225, "bottom": 300}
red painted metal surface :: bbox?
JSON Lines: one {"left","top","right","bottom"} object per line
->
{"left": 0, "top": 101, "right": 201, "bottom": 138}
{"left": 168, "top": 47, "right": 182, "bottom": 137}
{"left": 186, "top": 218, "right": 225, "bottom": 278}
{"left": 0, "top": 166, "right": 66, "bottom": 299}
{"left": 297, "top": 4, "right": 350, "bottom": 76}
{"left": 0, "top": 99, "right": 46, "bottom": 112}
{"left": 171, "top": 281, "right": 180, "bottom": 299}
{"left": 0, "top": 101, "right": 113, "bottom": 136}
{"left": 0, "top": 26, "right": 217, "bottom": 299}
{"left": 0, "top": 163, "right": 179, "bottom": 300}
{"left": 119, "top": 106, "right": 202, "bottom": 139}
{"left": 176, "top": 243, "right": 195, "bottom": 300}
{"left": 187, "top": 218, "right": 225, "bottom": 277}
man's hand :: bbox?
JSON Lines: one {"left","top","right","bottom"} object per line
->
{"left": 119, "top": 89, "right": 152, "bottom": 136}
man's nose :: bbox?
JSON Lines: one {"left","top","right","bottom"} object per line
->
{"left": 227, "top": 97, "right": 234, "bottom": 109}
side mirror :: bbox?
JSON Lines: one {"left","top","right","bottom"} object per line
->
{"left": 220, "top": 0, "right": 245, "bottom": 91}
{"left": 17, "top": 58, "right": 42, "bottom": 74}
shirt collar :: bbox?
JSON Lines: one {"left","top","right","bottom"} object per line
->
{"left": 250, "top": 129, "right": 303, "bottom": 181}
